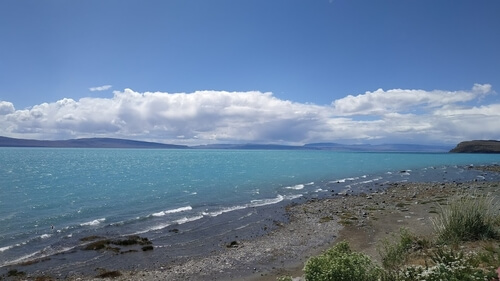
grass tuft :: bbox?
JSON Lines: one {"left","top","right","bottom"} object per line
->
{"left": 431, "top": 193, "right": 498, "bottom": 244}
{"left": 378, "top": 228, "right": 417, "bottom": 272}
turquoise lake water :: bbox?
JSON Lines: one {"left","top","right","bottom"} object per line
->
{"left": 0, "top": 148, "right": 499, "bottom": 269}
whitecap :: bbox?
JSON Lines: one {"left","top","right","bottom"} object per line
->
{"left": 202, "top": 205, "right": 247, "bottom": 217}
{"left": 285, "top": 184, "right": 304, "bottom": 190}
{"left": 40, "top": 234, "right": 51, "bottom": 239}
{"left": 165, "top": 206, "right": 192, "bottom": 214}
{"left": 2, "top": 248, "right": 46, "bottom": 267}
{"left": 152, "top": 211, "right": 166, "bottom": 217}
{"left": 1, "top": 245, "right": 78, "bottom": 267}
{"left": 0, "top": 245, "right": 14, "bottom": 252}
{"left": 284, "top": 194, "right": 303, "bottom": 200}
{"left": 174, "top": 215, "right": 204, "bottom": 225}
{"left": 332, "top": 177, "right": 359, "bottom": 183}
{"left": 357, "top": 177, "right": 383, "bottom": 185}
{"left": 203, "top": 195, "right": 287, "bottom": 218}
{"left": 80, "top": 218, "right": 105, "bottom": 226}
{"left": 148, "top": 223, "right": 172, "bottom": 232}
{"left": 152, "top": 206, "right": 192, "bottom": 217}
{"left": 250, "top": 195, "right": 284, "bottom": 207}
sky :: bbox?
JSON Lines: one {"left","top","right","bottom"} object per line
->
{"left": 0, "top": 0, "right": 499, "bottom": 145}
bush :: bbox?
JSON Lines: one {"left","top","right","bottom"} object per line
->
{"left": 378, "top": 228, "right": 416, "bottom": 272}
{"left": 396, "top": 248, "right": 494, "bottom": 281}
{"left": 304, "top": 241, "right": 381, "bottom": 281}
{"left": 431, "top": 193, "right": 498, "bottom": 243}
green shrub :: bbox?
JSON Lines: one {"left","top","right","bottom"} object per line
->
{"left": 378, "top": 228, "right": 416, "bottom": 272}
{"left": 304, "top": 241, "right": 381, "bottom": 281}
{"left": 397, "top": 248, "right": 494, "bottom": 281}
{"left": 431, "top": 193, "right": 498, "bottom": 243}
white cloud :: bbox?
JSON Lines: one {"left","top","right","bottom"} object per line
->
{"left": 89, "top": 85, "right": 112, "bottom": 92}
{"left": 0, "top": 84, "right": 498, "bottom": 145}
{"left": 0, "top": 101, "right": 15, "bottom": 115}
{"left": 332, "top": 84, "right": 493, "bottom": 116}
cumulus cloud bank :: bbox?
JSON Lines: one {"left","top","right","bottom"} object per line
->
{"left": 0, "top": 84, "right": 498, "bottom": 145}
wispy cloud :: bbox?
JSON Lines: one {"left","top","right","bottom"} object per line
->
{"left": 0, "top": 84, "right": 497, "bottom": 145}
{"left": 89, "top": 85, "right": 112, "bottom": 92}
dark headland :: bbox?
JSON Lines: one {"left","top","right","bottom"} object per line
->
{"left": 449, "top": 140, "right": 500, "bottom": 153}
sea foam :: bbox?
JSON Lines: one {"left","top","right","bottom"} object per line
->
{"left": 174, "top": 215, "right": 204, "bottom": 225}
{"left": 285, "top": 184, "right": 304, "bottom": 190}
{"left": 151, "top": 206, "right": 192, "bottom": 217}
{"left": 80, "top": 218, "right": 105, "bottom": 226}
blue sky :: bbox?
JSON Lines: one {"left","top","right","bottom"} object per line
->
{"left": 0, "top": 0, "right": 499, "bottom": 145}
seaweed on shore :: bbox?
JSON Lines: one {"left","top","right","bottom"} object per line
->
{"left": 96, "top": 270, "right": 122, "bottom": 278}
{"left": 83, "top": 235, "right": 153, "bottom": 252}
{"left": 7, "top": 269, "right": 25, "bottom": 277}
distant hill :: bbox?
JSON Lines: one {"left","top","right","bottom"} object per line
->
{"left": 0, "top": 136, "right": 188, "bottom": 149}
{"left": 450, "top": 140, "right": 500, "bottom": 153}
{"left": 0, "top": 136, "right": 453, "bottom": 152}
{"left": 304, "top": 143, "right": 452, "bottom": 152}
{"left": 194, "top": 142, "right": 452, "bottom": 152}
{"left": 192, "top": 143, "right": 313, "bottom": 150}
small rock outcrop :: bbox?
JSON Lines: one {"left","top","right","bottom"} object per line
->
{"left": 450, "top": 140, "right": 500, "bottom": 153}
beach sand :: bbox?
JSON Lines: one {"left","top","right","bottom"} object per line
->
{"left": 5, "top": 167, "right": 500, "bottom": 281}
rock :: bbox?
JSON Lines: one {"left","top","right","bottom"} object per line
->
{"left": 226, "top": 241, "right": 240, "bottom": 248}
{"left": 80, "top": 235, "right": 104, "bottom": 242}
{"left": 84, "top": 239, "right": 111, "bottom": 251}
{"left": 83, "top": 235, "right": 152, "bottom": 252}
{"left": 115, "top": 235, "right": 152, "bottom": 246}
{"left": 95, "top": 270, "right": 122, "bottom": 278}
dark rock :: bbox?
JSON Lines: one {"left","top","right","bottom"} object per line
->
{"left": 96, "top": 270, "right": 122, "bottom": 278}
{"left": 226, "top": 241, "right": 240, "bottom": 248}
{"left": 80, "top": 235, "right": 104, "bottom": 242}
{"left": 112, "top": 235, "right": 152, "bottom": 246}
{"left": 8, "top": 269, "right": 25, "bottom": 277}
{"left": 142, "top": 245, "right": 154, "bottom": 251}
{"left": 120, "top": 249, "right": 139, "bottom": 254}
{"left": 84, "top": 240, "right": 111, "bottom": 251}
{"left": 83, "top": 235, "right": 152, "bottom": 252}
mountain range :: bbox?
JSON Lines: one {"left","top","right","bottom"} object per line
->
{"left": 0, "top": 136, "right": 457, "bottom": 152}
